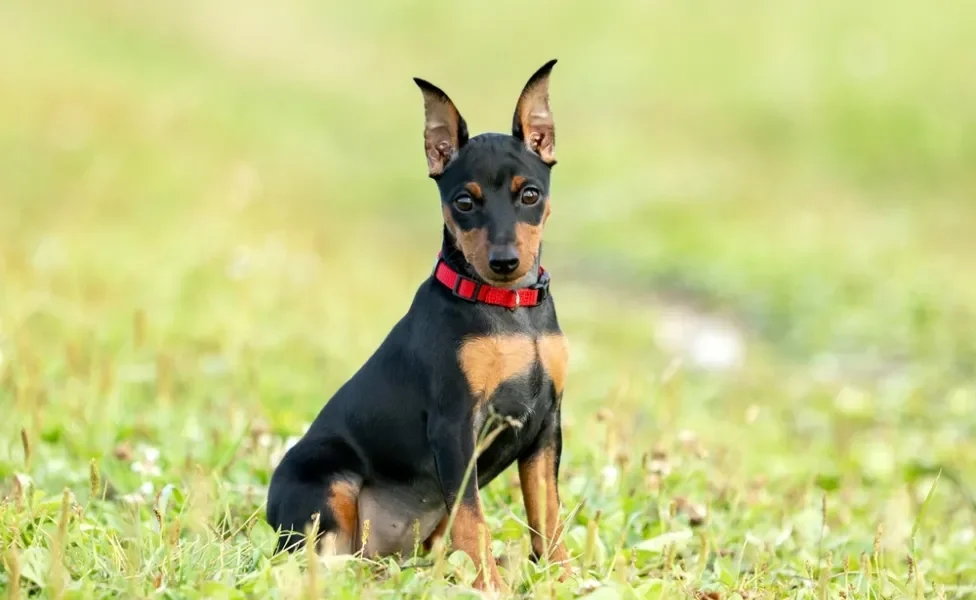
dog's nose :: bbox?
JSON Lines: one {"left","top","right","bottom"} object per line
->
{"left": 488, "top": 247, "right": 520, "bottom": 276}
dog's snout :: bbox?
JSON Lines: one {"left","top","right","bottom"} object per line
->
{"left": 488, "top": 246, "right": 520, "bottom": 276}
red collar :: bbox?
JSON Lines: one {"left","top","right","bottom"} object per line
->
{"left": 433, "top": 254, "right": 550, "bottom": 309}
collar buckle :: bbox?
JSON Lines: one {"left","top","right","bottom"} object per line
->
{"left": 528, "top": 269, "right": 551, "bottom": 303}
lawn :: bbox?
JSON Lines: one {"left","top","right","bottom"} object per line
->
{"left": 2, "top": 1, "right": 976, "bottom": 598}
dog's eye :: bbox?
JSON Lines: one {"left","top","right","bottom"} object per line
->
{"left": 520, "top": 187, "right": 541, "bottom": 206}
{"left": 454, "top": 195, "right": 474, "bottom": 212}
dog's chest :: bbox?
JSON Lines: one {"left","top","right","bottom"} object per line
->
{"left": 458, "top": 333, "right": 568, "bottom": 434}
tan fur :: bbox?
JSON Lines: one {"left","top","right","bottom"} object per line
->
{"left": 442, "top": 204, "right": 457, "bottom": 237}
{"left": 442, "top": 205, "right": 494, "bottom": 283}
{"left": 508, "top": 200, "right": 551, "bottom": 281}
{"left": 459, "top": 335, "right": 537, "bottom": 402}
{"left": 518, "top": 448, "right": 571, "bottom": 578}
{"left": 513, "top": 221, "right": 543, "bottom": 280}
{"left": 451, "top": 503, "right": 505, "bottom": 592}
{"left": 422, "top": 515, "right": 450, "bottom": 552}
{"left": 538, "top": 334, "right": 569, "bottom": 395}
{"left": 510, "top": 175, "right": 527, "bottom": 193}
{"left": 326, "top": 479, "right": 360, "bottom": 552}
{"left": 458, "top": 228, "right": 491, "bottom": 280}
{"left": 464, "top": 182, "right": 483, "bottom": 199}
{"left": 459, "top": 333, "right": 568, "bottom": 402}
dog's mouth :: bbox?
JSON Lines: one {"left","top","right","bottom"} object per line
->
{"left": 480, "top": 273, "right": 522, "bottom": 288}
{"left": 471, "top": 262, "right": 538, "bottom": 289}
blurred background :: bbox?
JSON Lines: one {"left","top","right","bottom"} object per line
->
{"left": 2, "top": 0, "right": 976, "bottom": 594}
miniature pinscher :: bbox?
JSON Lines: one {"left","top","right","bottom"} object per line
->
{"left": 266, "top": 60, "right": 571, "bottom": 593}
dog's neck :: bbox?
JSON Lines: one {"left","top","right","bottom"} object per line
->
{"left": 439, "top": 227, "right": 542, "bottom": 289}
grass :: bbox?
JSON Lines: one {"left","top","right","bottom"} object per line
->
{"left": 2, "top": 0, "right": 976, "bottom": 597}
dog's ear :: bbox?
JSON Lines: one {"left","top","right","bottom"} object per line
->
{"left": 512, "top": 59, "right": 557, "bottom": 166}
{"left": 413, "top": 78, "right": 469, "bottom": 178}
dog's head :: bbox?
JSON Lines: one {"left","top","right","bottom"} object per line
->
{"left": 414, "top": 60, "right": 557, "bottom": 288}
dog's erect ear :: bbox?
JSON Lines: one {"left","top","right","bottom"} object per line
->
{"left": 413, "top": 78, "right": 469, "bottom": 178}
{"left": 512, "top": 59, "right": 557, "bottom": 166}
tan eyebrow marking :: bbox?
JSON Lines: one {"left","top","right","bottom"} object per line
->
{"left": 510, "top": 175, "right": 527, "bottom": 193}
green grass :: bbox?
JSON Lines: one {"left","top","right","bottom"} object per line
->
{"left": 2, "top": 0, "right": 976, "bottom": 597}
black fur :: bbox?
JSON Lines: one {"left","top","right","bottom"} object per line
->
{"left": 266, "top": 62, "right": 566, "bottom": 571}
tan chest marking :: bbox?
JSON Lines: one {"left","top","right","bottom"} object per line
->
{"left": 459, "top": 335, "right": 535, "bottom": 401}
{"left": 458, "top": 333, "right": 570, "bottom": 401}
{"left": 537, "top": 334, "right": 569, "bottom": 396}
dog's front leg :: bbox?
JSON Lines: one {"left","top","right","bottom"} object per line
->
{"left": 427, "top": 409, "right": 505, "bottom": 593}
{"left": 518, "top": 403, "right": 573, "bottom": 580}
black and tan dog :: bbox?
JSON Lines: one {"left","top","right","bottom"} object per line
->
{"left": 266, "top": 60, "right": 571, "bottom": 592}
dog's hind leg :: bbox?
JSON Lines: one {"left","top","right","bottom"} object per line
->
{"left": 266, "top": 437, "right": 366, "bottom": 555}
{"left": 267, "top": 473, "right": 362, "bottom": 555}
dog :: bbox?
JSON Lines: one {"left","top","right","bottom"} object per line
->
{"left": 266, "top": 59, "right": 571, "bottom": 593}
